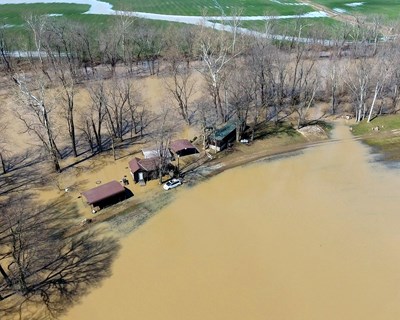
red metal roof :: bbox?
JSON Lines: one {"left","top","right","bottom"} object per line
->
{"left": 128, "top": 157, "right": 141, "bottom": 173}
{"left": 129, "top": 157, "right": 160, "bottom": 173}
{"left": 82, "top": 180, "right": 125, "bottom": 205}
{"left": 138, "top": 158, "right": 159, "bottom": 171}
{"left": 170, "top": 139, "right": 197, "bottom": 153}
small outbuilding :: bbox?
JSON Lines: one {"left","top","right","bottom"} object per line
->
{"left": 82, "top": 180, "right": 126, "bottom": 211}
{"left": 170, "top": 139, "right": 199, "bottom": 157}
{"left": 208, "top": 123, "right": 236, "bottom": 152}
{"left": 129, "top": 157, "right": 170, "bottom": 184}
{"left": 142, "top": 146, "right": 173, "bottom": 160}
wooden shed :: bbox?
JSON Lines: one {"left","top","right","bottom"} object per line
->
{"left": 129, "top": 157, "right": 160, "bottom": 184}
{"left": 129, "top": 157, "right": 175, "bottom": 184}
{"left": 208, "top": 123, "right": 236, "bottom": 152}
{"left": 170, "top": 139, "right": 199, "bottom": 157}
{"left": 82, "top": 180, "right": 126, "bottom": 211}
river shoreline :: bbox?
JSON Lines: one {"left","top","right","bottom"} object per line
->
{"left": 87, "top": 124, "right": 332, "bottom": 238}
{"left": 64, "top": 119, "right": 400, "bottom": 320}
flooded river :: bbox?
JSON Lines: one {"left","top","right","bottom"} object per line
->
{"left": 65, "top": 122, "right": 400, "bottom": 320}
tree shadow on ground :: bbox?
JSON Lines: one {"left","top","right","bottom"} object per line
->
{"left": 0, "top": 149, "right": 51, "bottom": 197}
{"left": 253, "top": 121, "right": 299, "bottom": 140}
{"left": 0, "top": 196, "right": 121, "bottom": 320}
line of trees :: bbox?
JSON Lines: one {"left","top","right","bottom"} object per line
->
{"left": 1, "top": 14, "right": 400, "bottom": 174}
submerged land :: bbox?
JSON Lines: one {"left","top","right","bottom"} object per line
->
{"left": 2, "top": 0, "right": 400, "bottom": 319}
{"left": 64, "top": 121, "right": 400, "bottom": 320}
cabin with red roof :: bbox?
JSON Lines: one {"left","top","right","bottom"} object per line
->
{"left": 81, "top": 180, "right": 126, "bottom": 211}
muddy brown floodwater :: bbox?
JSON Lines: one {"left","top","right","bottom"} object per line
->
{"left": 65, "top": 122, "right": 400, "bottom": 320}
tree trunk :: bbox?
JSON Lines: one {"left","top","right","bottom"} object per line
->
{"left": 0, "top": 264, "right": 11, "bottom": 287}
{"left": 111, "top": 138, "right": 116, "bottom": 161}
{"left": 0, "top": 152, "right": 6, "bottom": 174}
{"left": 68, "top": 108, "right": 77, "bottom": 157}
{"left": 92, "top": 119, "right": 102, "bottom": 153}
{"left": 367, "top": 82, "right": 380, "bottom": 123}
{"left": 43, "top": 105, "right": 61, "bottom": 172}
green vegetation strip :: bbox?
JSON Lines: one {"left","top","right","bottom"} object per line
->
{"left": 104, "top": 0, "right": 314, "bottom": 16}
{"left": 352, "top": 115, "right": 400, "bottom": 161}
{"left": 312, "top": 0, "right": 400, "bottom": 20}
{"left": 0, "top": 4, "right": 90, "bottom": 25}
{"left": 237, "top": 17, "right": 347, "bottom": 38}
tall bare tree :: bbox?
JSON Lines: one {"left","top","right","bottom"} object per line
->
{"left": 0, "top": 118, "right": 8, "bottom": 174}
{"left": 0, "top": 24, "right": 13, "bottom": 73}
{"left": 367, "top": 53, "right": 390, "bottom": 122}
{"left": 98, "top": 13, "right": 135, "bottom": 76}
{"left": 24, "top": 14, "right": 49, "bottom": 78}
{"left": 227, "top": 62, "right": 255, "bottom": 141}
{"left": 85, "top": 81, "right": 108, "bottom": 153}
{"left": 385, "top": 43, "right": 400, "bottom": 114}
{"left": 12, "top": 73, "right": 61, "bottom": 172}
{"left": 164, "top": 58, "right": 197, "bottom": 125}
{"left": 105, "top": 77, "right": 138, "bottom": 141}
{"left": 150, "top": 108, "right": 177, "bottom": 183}
{"left": 197, "top": 22, "right": 240, "bottom": 122}
{"left": 134, "top": 25, "right": 164, "bottom": 75}
{"left": 344, "top": 57, "right": 371, "bottom": 122}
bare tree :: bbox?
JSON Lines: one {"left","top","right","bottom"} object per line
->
{"left": 269, "top": 48, "right": 290, "bottom": 124}
{"left": 385, "top": 43, "right": 400, "bottom": 114}
{"left": 367, "top": 53, "right": 390, "bottom": 122}
{"left": 57, "top": 67, "right": 78, "bottom": 157}
{"left": 12, "top": 73, "right": 61, "bottom": 172}
{"left": 197, "top": 21, "right": 240, "bottom": 122}
{"left": 73, "top": 23, "right": 97, "bottom": 77}
{"left": 77, "top": 113, "right": 96, "bottom": 154}
{"left": 85, "top": 81, "right": 108, "bottom": 153}
{"left": 164, "top": 58, "right": 197, "bottom": 125}
{"left": 292, "top": 69, "right": 319, "bottom": 129}
{"left": 193, "top": 99, "right": 218, "bottom": 150}
{"left": 134, "top": 25, "right": 164, "bottom": 75}
{"left": 98, "top": 13, "right": 135, "bottom": 76}
{"left": 170, "top": 25, "right": 197, "bottom": 68}
{"left": 227, "top": 62, "right": 255, "bottom": 141}
{"left": 0, "top": 24, "right": 13, "bottom": 73}
{"left": 24, "top": 14, "right": 50, "bottom": 78}
{"left": 149, "top": 108, "right": 177, "bottom": 183}
{"left": 344, "top": 57, "right": 371, "bottom": 122}
{"left": 105, "top": 77, "right": 138, "bottom": 141}
{"left": 245, "top": 36, "right": 277, "bottom": 134}
{"left": 0, "top": 118, "right": 8, "bottom": 174}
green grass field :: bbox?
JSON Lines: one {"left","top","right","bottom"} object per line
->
{"left": 351, "top": 114, "right": 400, "bottom": 161}
{"left": 237, "top": 18, "right": 348, "bottom": 38}
{"left": 352, "top": 115, "right": 400, "bottom": 136}
{"left": 313, "top": 0, "right": 400, "bottom": 20}
{"left": 0, "top": 4, "right": 89, "bottom": 25}
{"left": 106, "top": 0, "right": 313, "bottom": 16}
{"left": 0, "top": 0, "right": 399, "bottom": 35}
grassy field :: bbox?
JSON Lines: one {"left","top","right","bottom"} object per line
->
{"left": 1, "top": 0, "right": 398, "bottom": 38}
{"left": 351, "top": 115, "right": 400, "bottom": 161}
{"left": 313, "top": 0, "right": 400, "bottom": 20}
{"left": 106, "top": 0, "right": 313, "bottom": 16}
{"left": 237, "top": 17, "right": 348, "bottom": 38}
{"left": 0, "top": 4, "right": 90, "bottom": 25}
